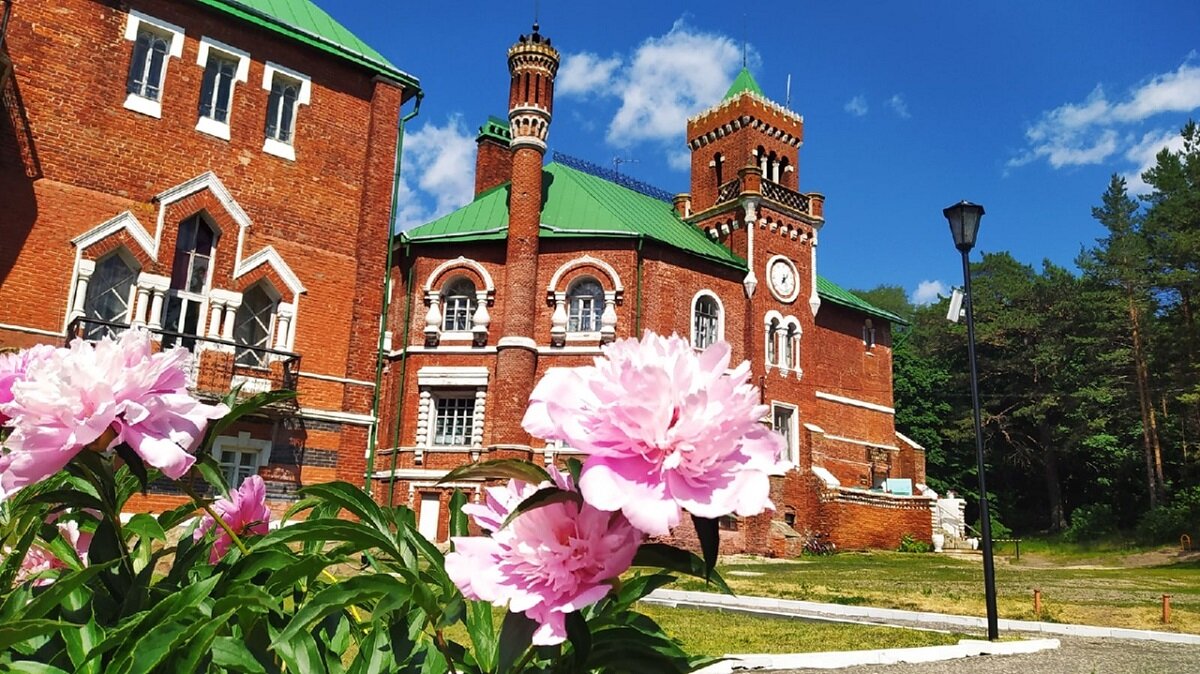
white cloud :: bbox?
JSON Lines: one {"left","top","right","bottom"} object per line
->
{"left": 393, "top": 116, "right": 477, "bottom": 231}
{"left": 844, "top": 95, "right": 868, "bottom": 117}
{"left": 1122, "top": 127, "right": 1187, "bottom": 196}
{"left": 557, "top": 52, "right": 622, "bottom": 96}
{"left": 886, "top": 94, "right": 910, "bottom": 119}
{"left": 666, "top": 149, "right": 692, "bottom": 172}
{"left": 1010, "top": 56, "right": 1200, "bottom": 173}
{"left": 911, "top": 280, "right": 949, "bottom": 306}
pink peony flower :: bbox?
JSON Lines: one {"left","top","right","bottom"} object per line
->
{"left": 0, "top": 331, "right": 228, "bottom": 495}
{"left": 0, "top": 345, "right": 56, "bottom": 426}
{"left": 13, "top": 519, "right": 93, "bottom": 587}
{"left": 522, "top": 332, "right": 790, "bottom": 536}
{"left": 445, "top": 468, "right": 643, "bottom": 645}
{"left": 194, "top": 475, "right": 271, "bottom": 563}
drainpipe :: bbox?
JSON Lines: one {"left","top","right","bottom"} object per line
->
{"left": 365, "top": 91, "right": 422, "bottom": 491}
{"left": 386, "top": 246, "right": 414, "bottom": 505}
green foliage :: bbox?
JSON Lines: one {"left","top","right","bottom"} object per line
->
{"left": 1062, "top": 504, "right": 1118, "bottom": 543}
{"left": 0, "top": 392, "right": 729, "bottom": 673}
{"left": 1136, "top": 486, "right": 1200, "bottom": 543}
{"left": 897, "top": 534, "right": 931, "bottom": 553}
{"left": 973, "top": 512, "right": 1012, "bottom": 541}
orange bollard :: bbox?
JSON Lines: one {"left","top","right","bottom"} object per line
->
{"left": 1163, "top": 595, "right": 1172, "bottom": 624}
{"left": 1034, "top": 589, "right": 1042, "bottom": 618}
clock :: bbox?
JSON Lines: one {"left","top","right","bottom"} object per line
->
{"left": 768, "top": 256, "right": 799, "bottom": 302}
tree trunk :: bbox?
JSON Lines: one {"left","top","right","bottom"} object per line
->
{"left": 1042, "top": 429, "right": 1067, "bottom": 532}
{"left": 1128, "top": 287, "right": 1164, "bottom": 508}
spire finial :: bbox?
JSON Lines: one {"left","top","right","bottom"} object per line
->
{"left": 742, "top": 13, "right": 747, "bottom": 67}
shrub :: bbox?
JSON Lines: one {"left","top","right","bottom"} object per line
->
{"left": 973, "top": 512, "right": 1013, "bottom": 540}
{"left": 1136, "top": 486, "right": 1200, "bottom": 544}
{"left": 898, "top": 533, "right": 931, "bottom": 553}
{"left": 1063, "top": 503, "right": 1117, "bottom": 543}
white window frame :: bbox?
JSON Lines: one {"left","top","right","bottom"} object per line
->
{"left": 211, "top": 432, "right": 271, "bottom": 488}
{"left": 162, "top": 213, "right": 220, "bottom": 349}
{"left": 430, "top": 393, "right": 477, "bottom": 448}
{"left": 690, "top": 290, "right": 724, "bottom": 350}
{"left": 261, "top": 62, "right": 312, "bottom": 161}
{"left": 440, "top": 276, "right": 478, "bottom": 337}
{"left": 122, "top": 10, "right": 184, "bottom": 119}
{"left": 81, "top": 249, "right": 141, "bottom": 335}
{"left": 415, "top": 367, "right": 488, "bottom": 463}
{"left": 764, "top": 311, "right": 784, "bottom": 369}
{"left": 772, "top": 402, "right": 800, "bottom": 465}
{"left": 234, "top": 283, "right": 280, "bottom": 368}
{"left": 782, "top": 317, "right": 802, "bottom": 377}
{"left": 195, "top": 37, "right": 250, "bottom": 141}
{"left": 863, "top": 319, "right": 876, "bottom": 350}
{"left": 566, "top": 277, "right": 605, "bottom": 339}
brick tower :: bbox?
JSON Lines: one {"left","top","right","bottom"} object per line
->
{"left": 492, "top": 24, "right": 559, "bottom": 449}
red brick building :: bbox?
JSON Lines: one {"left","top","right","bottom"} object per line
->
{"left": 0, "top": 0, "right": 419, "bottom": 509}
{"left": 375, "top": 26, "right": 935, "bottom": 551}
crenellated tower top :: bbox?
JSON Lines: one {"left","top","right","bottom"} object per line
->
{"left": 507, "top": 23, "right": 560, "bottom": 151}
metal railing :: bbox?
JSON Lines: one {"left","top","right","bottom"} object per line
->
{"left": 66, "top": 317, "right": 301, "bottom": 403}
{"left": 761, "top": 180, "right": 810, "bottom": 213}
{"left": 715, "top": 178, "right": 741, "bottom": 205}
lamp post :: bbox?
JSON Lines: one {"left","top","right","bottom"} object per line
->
{"left": 943, "top": 199, "right": 999, "bottom": 641}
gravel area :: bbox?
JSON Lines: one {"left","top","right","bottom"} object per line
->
{"left": 772, "top": 636, "right": 1200, "bottom": 674}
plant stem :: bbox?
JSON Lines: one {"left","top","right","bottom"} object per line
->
{"left": 513, "top": 647, "right": 537, "bottom": 673}
{"left": 433, "top": 629, "right": 460, "bottom": 674}
{"left": 180, "top": 480, "right": 249, "bottom": 556}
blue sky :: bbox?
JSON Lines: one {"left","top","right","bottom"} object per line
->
{"left": 332, "top": 1, "right": 1199, "bottom": 303}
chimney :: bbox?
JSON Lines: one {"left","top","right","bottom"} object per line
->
{"left": 474, "top": 116, "right": 512, "bottom": 197}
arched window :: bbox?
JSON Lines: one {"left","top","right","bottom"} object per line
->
{"left": 126, "top": 28, "right": 170, "bottom": 101}
{"left": 567, "top": 278, "right": 604, "bottom": 333}
{"left": 692, "top": 294, "right": 721, "bottom": 349}
{"left": 863, "top": 319, "right": 876, "bottom": 349}
{"left": 784, "top": 323, "right": 798, "bottom": 369}
{"left": 164, "top": 214, "right": 217, "bottom": 349}
{"left": 713, "top": 152, "right": 724, "bottom": 186}
{"left": 441, "top": 277, "right": 477, "bottom": 332}
{"left": 234, "top": 284, "right": 278, "bottom": 367}
{"left": 766, "top": 317, "right": 780, "bottom": 365}
{"left": 83, "top": 252, "right": 138, "bottom": 338}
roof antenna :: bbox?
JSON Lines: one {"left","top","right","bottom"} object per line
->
{"left": 613, "top": 156, "right": 638, "bottom": 175}
{"left": 786, "top": 73, "right": 792, "bottom": 108}
{"left": 741, "top": 13, "right": 748, "bottom": 67}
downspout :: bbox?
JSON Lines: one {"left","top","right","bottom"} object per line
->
{"left": 635, "top": 235, "right": 644, "bottom": 334}
{"left": 386, "top": 247, "right": 414, "bottom": 505}
{"left": 365, "top": 91, "right": 422, "bottom": 491}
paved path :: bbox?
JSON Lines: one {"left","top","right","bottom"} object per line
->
{"left": 772, "top": 636, "right": 1200, "bottom": 674}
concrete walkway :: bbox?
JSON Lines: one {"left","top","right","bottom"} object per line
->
{"left": 645, "top": 588, "right": 1200, "bottom": 644}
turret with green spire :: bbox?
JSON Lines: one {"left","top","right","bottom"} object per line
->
{"left": 723, "top": 66, "right": 764, "bottom": 101}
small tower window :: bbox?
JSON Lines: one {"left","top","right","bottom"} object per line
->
{"left": 784, "top": 323, "right": 798, "bottom": 369}
{"left": 767, "top": 317, "right": 780, "bottom": 365}
{"left": 863, "top": 319, "right": 876, "bottom": 349}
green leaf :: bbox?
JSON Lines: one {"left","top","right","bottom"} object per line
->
{"left": 170, "top": 608, "right": 239, "bottom": 674}
{"left": 193, "top": 454, "right": 230, "bottom": 499}
{"left": 112, "top": 443, "right": 150, "bottom": 495}
{"left": 297, "top": 482, "right": 392, "bottom": 534}
{"left": 123, "top": 513, "right": 166, "bottom": 542}
{"left": 438, "top": 459, "right": 549, "bottom": 486}
{"left": 212, "top": 635, "right": 269, "bottom": 674}
{"left": 631, "top": 543, "right": 732, "bottom": 594}
{"left": 23, "top": 562, "right": 119, "bottom": 620}
{"left": 564, "top": 611, "right": 590, "bottom": 671}
{"left": 272, "top": 575, "right": 411, "bottom": 647}
{"left": 269, "top": 624, "right": 325, "bottom": 674}
{"left": 499, "top": 487, "right": 581, "bottom": 529}
{"left": 497, "top": 610, "right": 537, "bottom": 674}
{"left": 108, "top": 615, "right": 197, "bottom": 674}
{"left": 448, "top": 490, "right": 469, "bottom": 539}
{"left": 690, "top": 514, "right": 720, "bottom": 581}
{"left": 27, "top": 489, "right": 106, "bottom": 513}
{"left": 62, "top": 615, "right": 102, "bottom": 674}
{"left": 0, "top": 620, "right": 69, "bottom": 652}
{"left": 4, "top": 661, "right": 70, "bottom": 674}
{"left": 254, "top": 520, "right": 396, "bottom": 556}
{"left": 614, "top": 573, "right": 677, "bottom": 609}
{"left": 345, "top": 627, "right": 395, "bottom": 674}
{"left": 464, "top": 600, "right": 497, "bottom": 672}
{"left": 565, "top": 457, "right": 583, "bottom": 485}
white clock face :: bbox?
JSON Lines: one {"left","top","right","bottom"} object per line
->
{"left": 770, "top": 259, "right": 797, "bottom": 299}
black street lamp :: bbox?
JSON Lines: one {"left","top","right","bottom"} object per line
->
{"left": 943, "top": 200, "right": 999, "bottom": 641}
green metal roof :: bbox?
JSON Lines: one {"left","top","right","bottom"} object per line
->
{"left": 194, "top": 0, "right": 420, "bottom": 90}
{"left": 402, "top": 161, "right": 902, "bottom": 323}
{"left": 816, "top": 276, "right": 909, "bottom": 325}
{"left": 723, "top": 67, "right": 764, "bottom": 101}
{"left": 402, "top": 162, "right": 745, "bottom": 269}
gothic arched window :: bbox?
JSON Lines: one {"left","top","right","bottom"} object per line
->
{"left": 692, "top": 294, "right": 721, "bottom": 349}
{"left": 234, "top": 283, "right": 278, "bottom": 367}
{"left": 766, "top": 317, "right": 780, "bottom": 365}
{"left": 83, "top": 251, "right": 139, "bottom": 338}
{"left": 567, "top": 278, "right": 604, "bottom": 333}
{"left": 441, "top": 277, "right": 477, "bottom": 332}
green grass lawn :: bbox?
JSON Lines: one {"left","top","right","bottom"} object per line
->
{"left": 636, "top": 604, "right": 963, "bottom": 656}
{"left": 669, "top": 545, "right": 1200, "bottom": 633}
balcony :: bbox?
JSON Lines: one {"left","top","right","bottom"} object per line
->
{"left": 713, "top": 177, "right": 817, "bottom": 218}
{"left": 66, "top": 317, "right": 300, "bottom": 406}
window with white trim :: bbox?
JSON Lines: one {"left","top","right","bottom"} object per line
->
{"left": 195, "top": 38, "right": 249, "bottom": 140}
{"left": 441, "top": 278, "right": 477, "bottom": 332}
{"left": 784, "top": 323, "right": 799, "bottom": 370}
{"left": 83, "top": 251, "right": 139, "bottom": 338}
{"left": 766, "top": 317, "right": 780, "bottom": 365}
{"left": 432, "top": 395, "right": 475, "bottom": 447}
{"left": 211, "top": 432, "right": 270, "bottom": 488}
{"left": 121, "top": 11, "right": 183, "bottom": 118}
{"left": 234, "top": 284, "right": 278, "bottom": 367}
{"left": 163, "top": 214, "right": 217, "bottom": 350}
{"left": 772, "top": 403, "right": 798, "bottom": 465}
{"left": 261, "top": 62, "right": 311, "bottom": 160}
{"left": 567, "top": 278, "right": 604, "bottom": 333}
{"left": 863, "top": 319, "right": 876, "bottom": 350}
{"left": 692, "top": 294, "right": 721, "bottom": 349}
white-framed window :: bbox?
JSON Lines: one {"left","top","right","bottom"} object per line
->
{"left": 82, "top": 250, "right": 140, "bottom": 339}
{"left": 261, "top": 62, "right": 311, "bottom": 161}
{"left": 432, "top": 394, "right": 475, "bottom": 447}
{"left": 567, "top": 277, "right": 604, "bottom": 333}
{"left": 772, "top": 403, "right": 799, "bottom": 465}
{"left": 234, "top": 283, "right": 279, "bottom": 367}
{"left": 211, "top": 432, "right": 271, "bottom": 488}
{"left": 863, "top": 319, "right": 876, "bottom": 350}
{"left": 784, "top": 322, "right": 800, "bottom": 370}
{"left": 691, "top": 291, "right": 722, "bottom": 350}
{"left": 441, "top": 277, "right": 477, "bottom": 332}
{"left": 766, "top": 317, "right": 780, "bottom": 365}
{"left": 122, "top": 10, "right": 184, "bottom": 118}
{"left": 195, "top": 37, "right": 250, "bottom": 140}
{"left": 163, "top": 214, "right": 217, "bottom": 350}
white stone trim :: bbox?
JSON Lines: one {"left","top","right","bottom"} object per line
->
{"left": 546, "top": 255, "right": 624, "bottom": 294}
{"left": 809, "top": 230, "right": 821, "bottom": 316}
{"left": 815, "top": 391, "right": 895, "bottom": 414}
{"left": 416, "top": 366, "right": 489, "bottom": 387}
{"left": 822, "top": 433, "right": 900, "bottom": 452}
{"left": 194, "top": 37, "right": 250, "bottom": 141}
{"left": 690, "top": 289, "right": 725, "bottom": 349}
{"left": 497, "top": 336, "right": 537, "bottom": 350}
{"left": 422, "top": 256, "right": 496, "bottom": 294}
{"left": 72, "top": 211, "right": 156, "bottom": 261}
{"left": 0, "top": 322, "right": 65, "bottom": 338}
{"left": 261, "top": 61, "right": 312, "bottom": 105}
{"left": 536, "top": 345, "right": 604, "bottom": 355}
{"left": 389, "top": 346, "right": 499, "bottom": 357}
{"left": 121, "top": 9, "right": 184, "bottom": 119}
{"left": 297, "top": 371, "right": 376, "bottom": 387}
{"left": 771, "top": 401, "right": 800, "bottom": 465}
{"left": 803, "top": 422, "right": 826, "bottom": 434}
{"left": 369, "top": 468, "right": 450, "bottom": 480}
{"left": 811, "top": 465, "right": 840, "bottom": 488}
{"left": 896, "top": 432, "right": 925, "bottom": 450}
{"left": 235, "top": 245, "right": 306, "bottom": 296}
{"left": 299, "top": 408, "right": 376, "bottom": 426}
{"left": 211, "top": 431, "right": 271, "bottom": 477}
{"left": 263, "top": 138, "right": 295, "bottom": 161}
{"left": 155, "top": 171, "right": 251, "bottom": 268}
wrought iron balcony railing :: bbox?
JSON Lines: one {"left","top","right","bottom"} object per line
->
{"left": 66, "top": 317, "right": 301, "bottom": 403}
{"left": 712, "top": 177, "right": 814, "bottom": 216}
{"left": 715, "top": 178, "right": 741, "bottom": 205}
